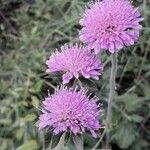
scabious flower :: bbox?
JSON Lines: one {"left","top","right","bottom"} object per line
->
{"left": 46, "top": 44, "right": 103, "bottom": 84}
{"left": 79, "top": 0, "right": 143, "bottom": 54}
{"left": 38, "top": 86, "right": 101, "bottom": 137}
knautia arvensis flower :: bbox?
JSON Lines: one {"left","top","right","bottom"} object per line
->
{"left": 79, "top": 0, "right": 143, "bottom": 54}
{"left": 46, "top": 44, "right": 103, "bottom": 84}
{"left": 38, "top": 86, "right": 101, "bottom": 137}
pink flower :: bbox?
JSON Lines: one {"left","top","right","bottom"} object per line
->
{"left": 38, "top": 86, "right": 101, "bottom": 137}
{"left": 79, "top": 0, "right": 143, "bottom": 54}
{"left": 46, "top": 44, "right": 103, "bottom": 84}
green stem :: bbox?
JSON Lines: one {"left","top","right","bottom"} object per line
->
{"left": 106, "top": 53, "right": 117, "bottom": 149}
{"left": 91, "top": 128, "right": 106, "bottom": 150}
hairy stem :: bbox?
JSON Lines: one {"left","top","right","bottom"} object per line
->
{"left": 106, "top": 53, "right": 117, "bottom": 149}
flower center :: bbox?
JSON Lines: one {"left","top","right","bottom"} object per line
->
{"left": 104, "top": 25, "right": 116, "bottom": 33}
{"left": 62, "top": 110, "right": 82, "bottom": 125}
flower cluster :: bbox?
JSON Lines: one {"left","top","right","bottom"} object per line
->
{"left": 46, "top": 44, "right": 103, "bottom": 84}
{"left": 39, "top": 87, "right": 100, "bottom": 137}
{"left": 38, "top": 0, "right": 142, "bottom": 137}
{"left": 79, "top": 0, "right": 143, "bottom": 53}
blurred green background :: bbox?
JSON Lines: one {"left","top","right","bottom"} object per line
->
{"left": 0, "top": 0, "right": 150, "bottom": 150}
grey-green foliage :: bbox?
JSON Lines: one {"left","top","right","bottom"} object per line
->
{"left": 0, "top": 0, "right": 150, "bottom": 150}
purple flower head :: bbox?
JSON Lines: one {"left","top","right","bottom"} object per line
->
{"left": 46, "top": 44, "right": 103, "bottom": 84}
{"left": 79, "top": 0, "right": 143, "bottom": 54}
{"left": 38, "top": 86, "right": 101, "bottom": 137}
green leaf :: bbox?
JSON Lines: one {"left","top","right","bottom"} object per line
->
{"left": 0, "top": 118, "right": 12, "bottom": 125}
{"left": 23, "top": 114, "right": 37, "bottom": 122}
{"left": 73, "top": 135, "right": 83, "bottom": 150}
{"left": 129, "top": 114, "right": 144, "bottom": 123}
{"left": 112, "top": 122, "right": 136, "bottom": 148}
{"left": 52, "top": 133, "right": 66, "bottom": 150}
{"left": 84, "top": 133, "right": 97, "bottom": 148}
{"left": 115, "top": 93, "right": 147, "bottom": 112}
{"left": 9, "top": 90, "right": 19, "bottom": 99}
{"left": 16, "top": 128, "right": 24, "bottom": 140}
{"left": 31, "top": 96, "right": 39, "bottom": 108}
{"left": 63, "top": 147, "right": 70, "bottom": 150}
{"left": 16, "top": 140, "right": 37, "bottom": 150}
